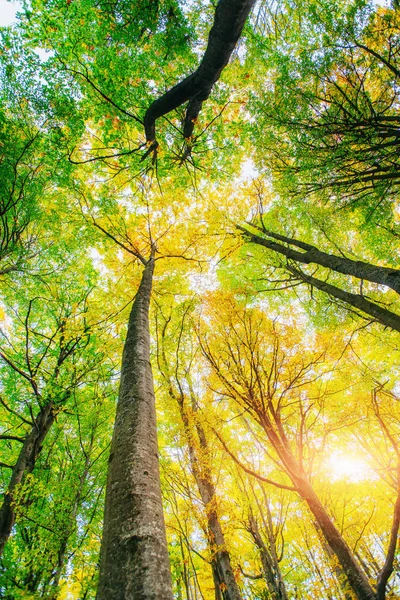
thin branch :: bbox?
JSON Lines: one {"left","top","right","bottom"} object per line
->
{"left": 212, "top": 427, "right": 296, "bottom": 491}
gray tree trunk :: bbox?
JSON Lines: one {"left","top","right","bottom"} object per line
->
{"left": 97, "top": 256, "right": 173, "bottom": 600}
{"left": 258, "top": 422, "right": 377, "bottom": 600}
{"left": 239, "top": 226, "right": 400, "bottom": 295}
{"left": 0, "top": 401, "right": 55, "bottom": 557}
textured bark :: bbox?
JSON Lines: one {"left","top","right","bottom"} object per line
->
{"left": 287, "top": 265, "right": 400, "bottom": 333}
{"left": 247, "top": 513, "right": 288, "bottom": 600}
{"left": 144, "top": 0, "right": 256, "bottom": 148}
{"left": 259, "top": 432, "right": 376, "bottom": 600}
{"left": 97, "top": 257, "right": 173, "bottom": 600}
{"left": 176, "top": 394, "right": 242, "bottom": 600}
{"left": 239, "top": 226, "right": 400, "bottom": 295}
{"left": 0, "top": 401, "right": 55, "bottom": 556}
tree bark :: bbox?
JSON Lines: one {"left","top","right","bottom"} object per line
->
{"left": 97, "top": 256, "right": 173, "bottom": 600}
{"left": 144, "top": 0, "right": 255, "bottom": 148}
{"left": 0, "top": 401, "right": 55, "bottom": 557}
{"left": 287, "top": 265, "right": 400, "bottom": 333}
{"left": 247, "top": 513, "right": 288, "bottom": 600}
{"left": 239, "top": 226, "right": 400, "bottom": 295}
{"left": 170, "top": 386, "right": 242, "bottom": 600}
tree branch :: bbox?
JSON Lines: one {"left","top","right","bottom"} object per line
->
{"left": 143, "top": 0, "right": 255, "bottom": 154}
{"left": 212, "top": 427, "right": 296, "bottom": 491}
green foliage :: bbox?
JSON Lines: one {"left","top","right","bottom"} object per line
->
{"left": 0, "top": 0, "right": 399, "bottom": 598}
{"left": 249, "top": 0, "right": 400, "bottom": 223}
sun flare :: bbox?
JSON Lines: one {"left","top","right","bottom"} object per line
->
{"left": 327, "top": 452, "right": 371, "bottom": 481}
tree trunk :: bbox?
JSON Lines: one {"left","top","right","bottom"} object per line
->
{"left": 297, "top": 480, "right": 376, "bottom": 600}
{"left": 313, "top": 520, "right": 354, "bottom": 600}
{"left": 0, "top": 401, "right": 55, "bottom": 556}
{"left": 97, "top": 256, "right": 173, "bottom": 600}
{"left": 287, "top": 265, "right": 400, "bottom": 333}
{"left": 144, "top": 0, "right": 255, "bottom": 148}
{"left": 252, "top": 413, "right": 377, "bottom": 600}
{"left": 178, "top": 396, "right": 242, "bottom": 600}
{"left": 263, "top": 434, "right": 377, "bottom": 600}
{"left": 238, "top": 226, "right": 400, "bottom": 332}
{"left": 239, "top": 226, "right": 400, "bottom": 295}
{"left": 376, "top": 466, "right": 400, "bottom": 600}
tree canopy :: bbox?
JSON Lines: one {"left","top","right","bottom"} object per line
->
{"left": 0, "top": 0, "right": 399, "bottom": 599}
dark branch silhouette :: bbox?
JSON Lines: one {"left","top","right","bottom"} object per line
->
{"left": 239, "top": 224, "right": 400, "bottom": 294}
{"left": 239, "top": 224, "right": 400, "bottom": 333}
{"left": 143, "top": 0, "right": 256, "bottom": 156}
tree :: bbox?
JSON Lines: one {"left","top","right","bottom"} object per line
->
{"left": 248, "top": 2, "right": 400, "bottom": 219}
{"left": 199, "top": 295, "right": 398, "bottom": 600}
{"left": 156, "top": 300, "right": 243, "bottom": 600}
{"left": 0, "top": 285, "right": 102, "bottom": 557}
{"left": 0, "top": 382, "right": 113, "bottom": 598}
{"left": 242, "top": 480, "right": 289, "bottom": 600}
{"left": 97, "top": 247, "right": 174, "bottom": 600}
{"left": 75, "top": 154, "right": 238, "bottom": 597}
{"left": 238, "top": 223, "right": 400, "bottom": 332}
{"left": 0, "top": 114, "right": 40, "bottom": 275}
{"left": 143, "top": 0, "right": 256, "bottom": 160}
{"left": 2, "top": 0, "right": 400, "bottom": 598}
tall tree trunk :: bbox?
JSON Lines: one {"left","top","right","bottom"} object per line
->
{"left": 175, "top": 392, "right": 242, "bottom": 600}
{"left": 0, "top": 401, "right": 55, "bottom": 556}
{"left": 239, "top": 226, "right": 400, "bottom": 295}
{"left": 261, "top": 430, "right": 377, "bottom": 600}
{"left": 297, "top": 480, "right": 376, "bottom": 600}
{"left": 144, "top": 0, "right": 256, "bottom": 150}
{"left": 97, "top": 256, "right": 173, "bottom": 600}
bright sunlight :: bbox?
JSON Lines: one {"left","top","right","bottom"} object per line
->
{"left": 327, "top": 452, "right": 372, "bottom": 481}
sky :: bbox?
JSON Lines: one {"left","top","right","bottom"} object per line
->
{"left": 0, "top": 0, "right": 391, "bottom": 28}
{"left": 0, "top": 0, "right": 21, "bottom": 26}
